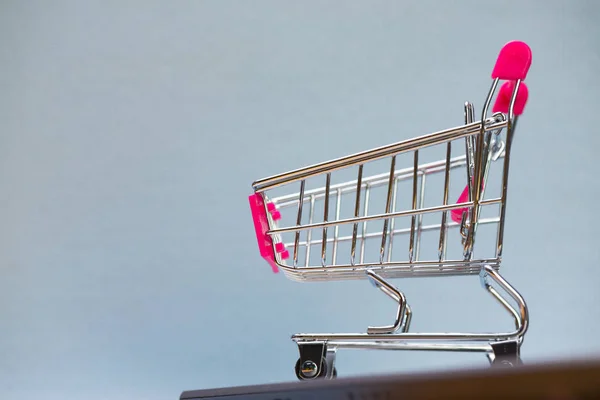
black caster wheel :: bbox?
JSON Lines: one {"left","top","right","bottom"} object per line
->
{"left": 295, "top": 357, "right": 326, "bottom": 380}
{"left": 295, "top": 358, "right": 337, "bottom": 380}
{"left": 489, "top": 340, "right": 522, "bottom": 368}
{"left": 494, "top": 358, "right": 523, "bottom": 368}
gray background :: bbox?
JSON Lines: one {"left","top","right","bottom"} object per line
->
{"left": 1, "top": 1, "right": 599, "bottom": 399}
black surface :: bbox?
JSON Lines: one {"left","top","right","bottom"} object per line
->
{"left": 180, "top": 358, "right": 600, "bottom": 399}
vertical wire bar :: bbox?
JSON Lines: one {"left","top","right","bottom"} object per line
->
{"left": 462, "top": 103, "right": 475, "bottom": 239}
{"left": 408, "top": 150, "right": 419, "bottom": 263}
{"left": 465, "top": 103, "right": 475, "bottom": 196}
{"left": 496, "top": 80, "right": 521, "bottom": 259}
{"left": 414, "top": 173, "right": 427, "bottom": 261}
{"left": 438, "top": 141, "right": 452, "bottom": 263}
{"left": 379, "top": 156, "right": 397, "bottom": 263}
{"left": 293, "top": 180, "right": 306, "bottom": 266}
{"left": 304, "top": 195, "right": 315, "bottom": 267}
{"left": 360, "top": 186, "right": 370, "bottom": 265}
{"left": 350, "top": 165, "right": 364, "bottom": 265}
{"left": 332, "top": 188, "right": 342, "bottom": 265}
{"left": 321, "top": 173, "right": 331, "bottom": 266}
{"left": 386, "top": 178, "right": 399, "bottom": 263}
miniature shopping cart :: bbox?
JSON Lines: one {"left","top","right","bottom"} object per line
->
{"left": 249, "top": 41, "right": 532, "bottom": 380}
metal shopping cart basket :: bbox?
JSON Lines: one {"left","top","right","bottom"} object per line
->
{"left": 248, "top": 41, "right": 532, "bottom": 380}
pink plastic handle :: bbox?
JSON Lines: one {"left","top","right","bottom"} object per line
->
{"left": 249, "top": 193, "right": 288, "bottom": 273}
{"left": 451, "top": 81, "right": 529, "bottom": 223}
{"left": 492, "top": 81, "right": 529, "bottom": 116}
{"left": 491, "top": 41, "right": 532, "bottom": 81}
{"left": 451, "top": 42, "right": 532, "bottom": 226}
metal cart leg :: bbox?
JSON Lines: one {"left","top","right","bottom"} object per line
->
{"left": 479, "top": 265, "right": 528, "bottom": 368}
{"left": 366, "top": 270, "right": 412, "bottom": 334}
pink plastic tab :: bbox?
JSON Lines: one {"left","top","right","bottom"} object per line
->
{"left": 266, "top": 202, "right": 282, "bottom": 221}
{"left": 249, "top": 193, "right": 279, "bottom": 273}
{"left": 275, "top": 242, "right": 285, "bottom": 253}
{"left": 450, "top": 180, "right": 485, "bottom": 224}
{"left": 491, "top": 41, "right": 532, "bottom": 81}
{"left": 492, "top": 81, "right": 529, "bottom": 116}
{"left": 275, "top": 243, "right": 290, "bottom": 260}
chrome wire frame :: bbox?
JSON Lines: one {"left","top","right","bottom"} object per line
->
{"left": 252, "top": 113, "right": 512, "bottom": 283}
{"left": 251, "top": 78, "right": 527, "bottom": 358}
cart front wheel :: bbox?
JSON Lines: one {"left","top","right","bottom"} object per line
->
{"left": 294, "top": 357, "right": 336, "bottom": 380}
